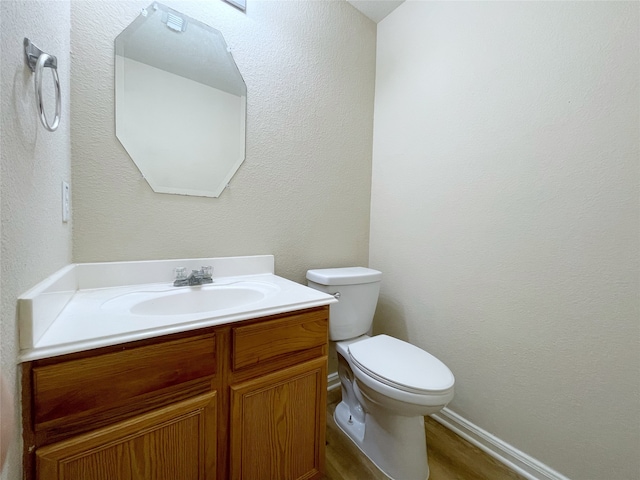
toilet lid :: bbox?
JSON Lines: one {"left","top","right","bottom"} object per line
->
{"left": 348, "top": 335, "right": 454, "bottom": 394}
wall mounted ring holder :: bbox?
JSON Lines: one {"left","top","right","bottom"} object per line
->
{"left": 24, "top": 38, "right": 61, "bottom": 132}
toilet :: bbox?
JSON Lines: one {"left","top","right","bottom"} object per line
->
{"left": 306, "top": 267, "right": 455, "bottom": 480}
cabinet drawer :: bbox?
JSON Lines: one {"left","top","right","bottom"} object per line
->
{"left": 32, "top": 333, "right": 216, "bottom": 432}
{"left": 232, "top": 308, "right": 328, "bottom": 371}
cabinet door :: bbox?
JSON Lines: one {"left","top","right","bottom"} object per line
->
{"left": 230, "top": 357, "right": 327, "bottom": 480}
{"left": 36, "top": 392, "right": 217, "bottom": 480}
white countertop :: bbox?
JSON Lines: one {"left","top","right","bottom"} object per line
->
{"left": 18, "top": 256, "right": 336, "bottom": 362}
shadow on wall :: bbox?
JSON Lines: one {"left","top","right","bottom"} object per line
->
{"left": 372, "top": 294, "right": 408, "bottom": 341}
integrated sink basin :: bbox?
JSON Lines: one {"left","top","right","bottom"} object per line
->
{"left": 131, "top": 286, "right": 266, "bottom": 316}
{"left": 18, "top": 255, "right": 337, "bottom": 362}
{"left": 105, "top": 282, "right": 280, "bottom": 316}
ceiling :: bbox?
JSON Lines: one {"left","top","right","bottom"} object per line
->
{"left": 346, "top": 0, "right": 405, "bottom": 23}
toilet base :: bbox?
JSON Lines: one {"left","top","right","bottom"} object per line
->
{"left": 333, "top": 400, "right": 430, "bottom": 480}
{"left": 334, "top": 400, "right": 366, "bottom": 446}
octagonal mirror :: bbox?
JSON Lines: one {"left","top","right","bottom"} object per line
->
{"left": 115, "top": 2, "right": 246, "bottom": 197}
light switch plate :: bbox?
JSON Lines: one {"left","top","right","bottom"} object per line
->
{"left": 62, "top": 181, "right": 70, "bottom": 223}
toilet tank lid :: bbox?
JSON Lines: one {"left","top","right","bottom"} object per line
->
{"left": 306, "top": 267, "right": 382, "bottom": 286}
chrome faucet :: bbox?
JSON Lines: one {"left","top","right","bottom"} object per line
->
{"left": 174, "top": 266, "right": 213, "bottom": 286}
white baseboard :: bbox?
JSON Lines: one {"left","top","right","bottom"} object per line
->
{"left": 327, "top": 372, "right": 340, "bottom": 391}
{"left": 327, "top": 374, "right": 569, "bottom": 480}
{"left": 431, "top": 408, "right": 571, "bottom": 480}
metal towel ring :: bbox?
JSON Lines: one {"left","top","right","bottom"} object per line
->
{"left": 24, "top": 38, "right": 61, "bottom": 132}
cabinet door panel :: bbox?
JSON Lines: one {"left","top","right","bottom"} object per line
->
{"left": 230, "top": 358, "right": 327, "bottom": 480}
{"left": 36, "top": 392, "right": 217, "bottom": 480}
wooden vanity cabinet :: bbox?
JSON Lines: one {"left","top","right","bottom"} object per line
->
{"left": 22, "top": 306, "right": 329, "bottom": 480}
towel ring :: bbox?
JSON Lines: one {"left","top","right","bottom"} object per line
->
{"left": 24, "top": 38, "right": 61, "bottom": 132}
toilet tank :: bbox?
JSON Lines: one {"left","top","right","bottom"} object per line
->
{"left": 306, "top": 267, "right": 382, "bottom": 341}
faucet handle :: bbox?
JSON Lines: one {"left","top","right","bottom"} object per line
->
{"left": 201, "top": 266, "right": 213, "bottom": 278}
{"left": 173, "top": 267, "right": 189, "bottom": 286}
{"left": 174, "top": 266, "right": 187, "bottom": 280}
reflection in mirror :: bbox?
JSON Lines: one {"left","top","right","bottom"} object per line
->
{"left": 115, "top": 2, "right": 246, "bottom": 197}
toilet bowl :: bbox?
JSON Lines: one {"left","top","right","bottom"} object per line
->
{"left": 306, "top": 267, "right": 455, "bottom": 480}
{"left": 335, "top": 335, "right": 454, "bottom": 480}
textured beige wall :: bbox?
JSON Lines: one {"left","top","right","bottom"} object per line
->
{"left": 370, "top": 2, "right": 639, "bottom": 479}
{"left": 71, "top": 0, "right": 376, "bottom": 284}
{"left": 0, "top": 2, "right": 72, "bottom": 478}
{"left": 0, "top": 3, "right": 372, "bottom": 476}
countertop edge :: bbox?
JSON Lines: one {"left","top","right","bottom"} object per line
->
{"left": 18, "top": 299, "right": 336, "bottom": 363}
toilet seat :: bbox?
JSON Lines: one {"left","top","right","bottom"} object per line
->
{"left": 348, "top": 335, "right": 454, "bottom": 395}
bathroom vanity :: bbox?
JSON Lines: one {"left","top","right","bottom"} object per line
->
{"left": 18, "top": 256, "right": 335, "bottom": 480}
